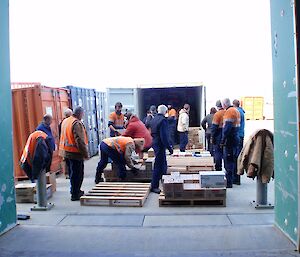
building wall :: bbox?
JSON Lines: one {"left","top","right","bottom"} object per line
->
{"left": 270, "top": 0, "right": 299, "bottom": 246}
{"left": 0, "top": 0, "right": 17, "bottom": 235}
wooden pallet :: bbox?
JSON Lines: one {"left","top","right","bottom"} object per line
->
{"left": 167, "top": 156, "right": 215, "bottom": 173}
{"left": 80, "top": 182, "right": 151, "bottom": 207}
{"left": 159, "top": 193, "right": 226, "bottom": 207}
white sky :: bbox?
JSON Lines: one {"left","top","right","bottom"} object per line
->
{"left": 9, "top": 0, "right": 273, "bottom": 104}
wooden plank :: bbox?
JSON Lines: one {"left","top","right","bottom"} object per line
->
{"left": 159, "top": 194, "right": 226, "bottom": 207}
{"left": 95, "top": 182, "right": 151, "bottom": 186}
{"left": 86, "top": 192, "right": 146, "bottom": 197}
{"left": 89, "top": 189, "right": 148, "bottom": 194}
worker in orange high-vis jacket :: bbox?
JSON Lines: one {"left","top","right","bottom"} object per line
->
{"left": 220, "top": 98, "right": 241, "bottom": 188}
{"left": 95, "top": 136, "right": 145, "bottom": 183}
{"left": 166, "top": 104, "right": 177, "bottom": 147}
{"left": 108, "top": 102, "right": 125, "bottom": 137}
{"left": 20, "top": 130, "right": 53, "bottom": 181}
{"left": 211, "top": 100, "right": 226, "bottom": 171}
{"left": 59, "top": 106, "right": 89, "bottom": 201}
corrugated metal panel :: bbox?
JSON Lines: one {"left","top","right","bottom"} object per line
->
{"left": 12, "top": 85, "right": 69, "bottom": 179}
{"left": 107, "top": 88, "right": 138, "bottom": 114}
{"left": 241, "top": 96, "right": 264, "bottom": 120}
{"left": 96, "top": 91, "right": 107, "bottom": 142}
{"left": 67, "top": 86, "right": 99, "bottom": 156}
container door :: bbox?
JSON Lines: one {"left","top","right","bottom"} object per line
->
{"left": 270, "top": 0, "right": 299, "bottom": 247}
{"left": 96, "top": 91, "right": 107, "bottom": 142}
{"left": 0, "top": 0, "right": 17, "bottom": 235}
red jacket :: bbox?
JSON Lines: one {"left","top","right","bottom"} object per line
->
{"left": 123, "top": 116, "right": 152, "bottom": 149}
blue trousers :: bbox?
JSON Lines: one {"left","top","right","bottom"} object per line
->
{"left": 151, "top": 145, "right": 167, "bottom": 189}
{"left": 65, "top": 158, "right": 84, "bottom": 197}
{"left": 205, "top": 133, "right": 213, "bottom": 155}
{"left": 168, "top": 121, "right": 176, "bottom": 147}
{"left": 179, "top": 131, "right": 188, "bottom": 152}
{"left": 223, "top": 145, "right": 239, "bottom": 186}
{"left": 96, "top": 142, "right": 126, "bottom": 179}
{"left": 213, "top": 144, "right": 223, "bottom": 171}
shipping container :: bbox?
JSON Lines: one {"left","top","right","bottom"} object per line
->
{"left": 12, "top": 84, "right": 69, "bottom": 179}
{"left": 66, "top": 86, "right": 99, "bottom": 157}
{"left": 107, "top": 84, "right": 205, "bottom": 127}
{"left": 241, "top": 96, "right": 264, "bottom": 120}
{"left": 96, "top": 91, "right": 107, "bottom": 142}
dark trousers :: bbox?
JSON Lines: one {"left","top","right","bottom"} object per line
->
{"left": 223, "top": 145, "right": 239, "bottom": 186}
{"left": 179, "top": 131, "right": 188, "bottom": 152}
{"left": 213, "top": 144, "right": 223, "bottom": 171}
{"left": 65, "top": 158, "right": 84, "bottom": 197}
{"left": 96, "top": 142, "right": 127, "bottom": 179}
{"left": 168, "top": 122, "right": 176, "bottom": 146}
{"left": 151, "top": 145, "right": 167, "bottom": 189}
{"left": 205, "top": 133, "right": 213, "bottom": 155}
{"left": 237, "top": 137, "right": 244, "bottom": 155}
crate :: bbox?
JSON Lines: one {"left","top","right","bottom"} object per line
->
{"left": 199, "top": 171, "right": 226, "bottom": 188}
{"left": 15, "top": 183, "right": 53, "bottom": 203}
{"left": 167, "top": 156, "right": 215, "bottom": 173}
{"left": 80, "top": 182, "right": 151, "bottom": 207}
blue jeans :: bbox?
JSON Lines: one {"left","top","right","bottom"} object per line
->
{"left": 206, "top": 133, "right": 213, "bottom": 155}
{"left": 223, "top": 145, "right": 239, "bottom": 186}
{"left": 65, "top": 158, "right": 84, "bottom": 197}
{"left": 151, "top": 145, "right": 167, "bottom": 189}
{"left": 96, "top": 142, "right": 127, "bottom": 179}
{"left": 179, "top": 131, "right": 188, "bottom": 152}
{"left": 213, "top": 144, "right": 223, "bottom": 171}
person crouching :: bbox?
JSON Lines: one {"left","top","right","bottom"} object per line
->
{"left": 95, "top": 137, "right": 145, "bottom": 183}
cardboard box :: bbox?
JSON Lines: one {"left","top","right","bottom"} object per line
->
{"left": 15, "top": 183, "right": 53, "bottom": 203}
{"left": 199, "top": 171, "right": 226, "bottom": 188}
{"left": 46, "top": 172, "right": 56, "bottom": 192}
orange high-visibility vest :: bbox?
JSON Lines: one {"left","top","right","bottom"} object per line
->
{"left": 20, "top": 130, "right": 48, "bottom": 166}
{"left": 103, "top": 136, "right": 134, "bottom": 154}
{"left": 59, "top": 116, "right": 88, "bottom": 153}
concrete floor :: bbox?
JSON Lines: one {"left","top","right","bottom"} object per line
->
{"left": 1, "top": 120, "right": 299, "bottom": 257}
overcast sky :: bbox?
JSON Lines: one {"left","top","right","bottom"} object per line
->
{"left": 9, "top": 0, "right": 273, "bottom": 104}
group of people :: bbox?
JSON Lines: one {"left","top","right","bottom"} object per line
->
{"left": 201, "top": 98, "right": 245, "bottom": 188}
{"left": 20, "top": 101, "right": 192, "bottom": 201}
{"left": 96, "top": 102, "right": 191, "bottom": 194}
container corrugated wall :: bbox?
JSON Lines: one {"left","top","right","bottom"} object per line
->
{"left": 241, "top": 96, "right": 264, "bottom": 120}
{"left": 96, "top": 91, "right": 107, "bottom": 142}
{"left": 67, "top": 86, "right": 99, "bottom": 157}
{"left": 12, "top": 85, "right": 70, "bottom": 179}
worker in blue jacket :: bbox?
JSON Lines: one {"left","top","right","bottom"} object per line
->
{"left": 220, "top": 98, "right": 241, "bottom": 188}
{"left": 36, "top": 114, "right": 55, "bottom": 151}
{"left": 150, "top": 105, "right": 173, "bottom": 194}
{"left": 233, "top": 99, "right": 245, "bottom": 154}
{"left": 211, "top": 100, "right": 225, "bottom": 171}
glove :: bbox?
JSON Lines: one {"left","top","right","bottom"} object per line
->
{"left": 169, "top": 148, "right": 174, "bottom": 155}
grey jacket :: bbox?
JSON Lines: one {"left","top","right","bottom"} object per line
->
{"left": 201, "top": 113, "right": 214, "bottom": 135}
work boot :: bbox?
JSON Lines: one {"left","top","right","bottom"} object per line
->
{"left": 151, "top": 188, "right": 161, "bottom": 194}
{"left": 95, "top": 176, "right": 104, "bottom": 184}
{"left": 71, "top": 195, "right": 80, "bottom": 201}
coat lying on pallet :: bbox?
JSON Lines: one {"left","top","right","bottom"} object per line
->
{"left": 237, "top": 129, "right": 274, "bottom": 183}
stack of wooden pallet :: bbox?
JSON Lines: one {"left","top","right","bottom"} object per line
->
{"left": 159, "top": 172, "right": 226, "bottom": 207}
{"left": 167, "top": 156, "right": 215, "bottom": 173}
{"left": 104, "top": 158, "right": 154, "bottom": 182}
{"left": 80, "top": 182, "right": 151, "bottom": 207}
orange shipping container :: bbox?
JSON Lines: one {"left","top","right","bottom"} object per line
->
{"left": 12, "top": 84, "right": 70, "bottom": 179}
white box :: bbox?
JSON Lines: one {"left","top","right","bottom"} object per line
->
{"left": 199, "top": 171, "right": 226, "bottom": 188}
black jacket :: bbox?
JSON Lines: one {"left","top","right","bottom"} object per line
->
{"left": 150, "top": 113, "right": 172, "bottom": 151}
{"left": 21, "top": 137, "right": 53, "bottom": 180}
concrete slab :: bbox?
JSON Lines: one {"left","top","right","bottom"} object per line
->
{"left": 143, "top": 214, "right": 231, "bottom": 227}
{"left": 0, "top": 225, "right": 296, "bottom": 257}
{"left": 59, "top": 214, "right": 144, "bottom": 227}
{"left": 18, "top": 214, "right": 66, "bottom": 226}
{"left": 228, "top": 213, "right": 274, "bottom": 225}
